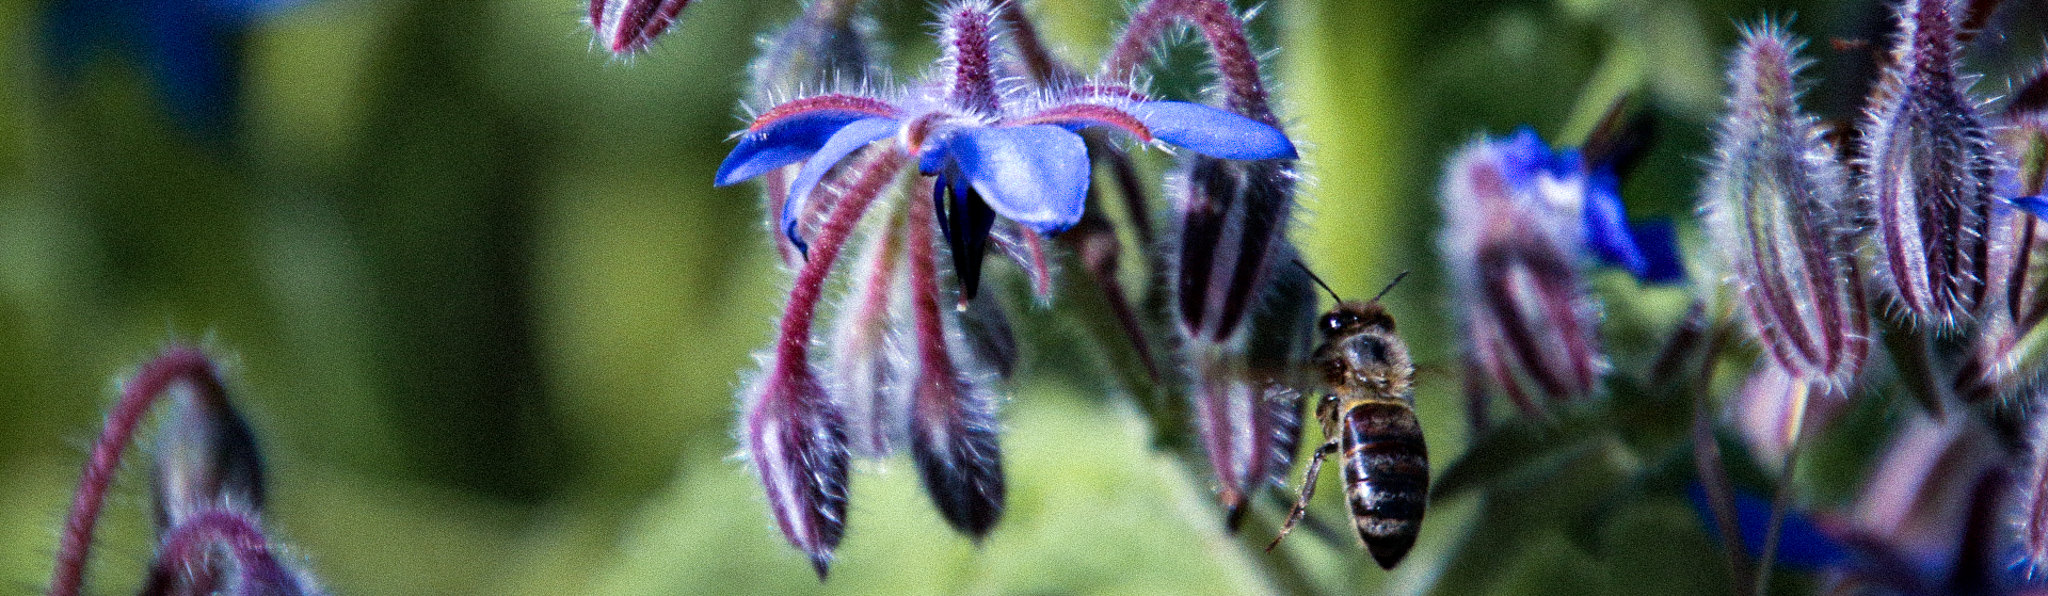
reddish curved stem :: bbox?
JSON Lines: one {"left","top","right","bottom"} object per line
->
{"left": 771, "top": 149, "right": 909, "bottom": 381}
{"left": 1102, "top": 0, "right": 1274, "bottom": 123}
{"left": 51, "top": 346, "right": 227, "bottom": 596}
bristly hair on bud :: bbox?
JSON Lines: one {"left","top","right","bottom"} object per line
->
{"left": 1703, "top": 24, "right": 1871, "bottom": 389}
{"left": 589, "top": 0, "right": 692, "bottom": 55}
{"left": 1863, "top": 0, "right": 2002, "bottom": 328}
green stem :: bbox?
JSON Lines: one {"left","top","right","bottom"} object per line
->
{"left": 1750, "top": 386, "right": 1809, "bottom": 596}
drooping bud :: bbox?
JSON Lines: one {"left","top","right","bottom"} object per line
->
{"left": 1190, "top": 244, "right": 1314, "bottom": 525}
{"left": 1176, "top": 156, "right": 1298, "bottom": 343}
{"left": 743, "top": 150, "right": 904, "bottom": 578}
{"left": 588, "top": 0, "right": 691, "bottom": 55}
{"left": 827, "top": 217, "right": 911, "bottom": 458}
{"left": 1863, "top": 0, "right": 2001, "bottom": 327}
{"left": 52, "top": 347, "right": 324, "bottom": 596}
{"left": 1440, "top": 136, "right": 1604, "bottom": 407}
{"left": 1703, "top": 26, "right": 1871, "bottom": 388}
{"left": 905, "top": 177, "right": 1006, "bottom": 540}
{"left": 744, "top": 367, "right": 851, "bottom": 579}
{"left": 151, "top": 369, "right": 268, "bottom": 531}
{"left": 1190, "top": 355, "right": 1303, "bottom": 527}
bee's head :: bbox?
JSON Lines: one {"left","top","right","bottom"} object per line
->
{"left": 1320, "top": 301, "right": 1396, "bottom": 338}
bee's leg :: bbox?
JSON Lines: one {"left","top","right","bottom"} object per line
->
{"left": 1267, "top": 440, "right": 1338, "bottom": 551}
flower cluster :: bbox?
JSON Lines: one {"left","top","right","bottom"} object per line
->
{"left": 1677, "top": 3, "right": 2048, "bottom": 592}
{"left": 50, "top": 346, "right": 323, "bottom": 596}
{"left": 695, "top": 0, "right": 1303, "bottom": 576}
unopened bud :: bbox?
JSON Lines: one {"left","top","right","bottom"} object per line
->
{"left": 151, "top": 382, "right": 267, "bottom": 531}
{"left": 743, "top": 362, "right": 851, "bottom": 579}
{"left": 589, "top": 0, "right": 691, "bottom": 55}
{"left": 1703, "top": 26, "right": 1870, "bottom": 387}
{"left": 1863, "top": 0, "right": 2000, "bottom": 327}
{"left": 1176, "top": 156, "right": 1298, "bottom": 343}
{"left": 1441, "top": 137, "right": 1604, "bottom": 405}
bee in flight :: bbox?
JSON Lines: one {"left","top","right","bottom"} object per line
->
{"left": 1267, "top": 268, "right": 1428, "bottom": 570}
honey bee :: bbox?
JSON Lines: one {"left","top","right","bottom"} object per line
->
{"left": 1267, "top": 269, "right": 1427, "bottom": 570}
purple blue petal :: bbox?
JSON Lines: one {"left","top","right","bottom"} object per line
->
{"left": 1129, "top": 102, "right": 1297, "bottom": 161}
{"left": 716, "top": 111, "right": 876, "bottom": 187}
{"left": 1628, "top": 220, "right": 1685, "bottom": 283}
{"left": 1582, "top": 166, "right": 1651, "bottom": 276}
{"left": 2011, "top": 195, "right": 2048, "bottom": 219}
{"left": 945, "top": 125, "right": 1090, "bottom": 235}
{"left": 780, "top": 116, "right": 899, "bottom": 250}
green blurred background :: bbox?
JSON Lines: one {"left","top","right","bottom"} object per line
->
{"left": 3, "top": 0, "right": 2033, "bottom": 593}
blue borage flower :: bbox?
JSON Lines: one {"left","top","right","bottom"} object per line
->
{"left": 1493, "top": 126, "right": 1684, "bottom": 283}
{"left": 714, "top": 87, "right": 1296, "bottom": 297}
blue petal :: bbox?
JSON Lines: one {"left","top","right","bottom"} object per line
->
{"left": 919, "top": 144, "right": 950, "bottom": 176}
{"left": 715, "top": 111, "right": 876, "bottom": 187}
{"left": 1128, "top": 102, "right": 1297, "bottom": 161}
{"left": 1687, "top": 484, "right": 1848, "bottom": 571}
{"left": 1581, "top": 166, "right": 1651, "bottom": 275}
{"left": 780, "top": 117, "right": 898, "bottom": 250}
{"left": 2011, "top": 195, "right": 2048, "bottom": 219}
{"left": 1629, "top": 220, "right": 1686, "bottom": 284}
{"left": 946, "top": 125, "right": 1090, "bottom": 235}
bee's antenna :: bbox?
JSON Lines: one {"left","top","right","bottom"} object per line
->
{"left": 1368, "top": 270, "right": 1411, "bottom": 304}
{"left": 1293, "top": 259, "right": 1343, "bottom": 303}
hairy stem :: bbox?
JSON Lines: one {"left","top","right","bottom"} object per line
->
{"left": 52, "top": 346, "right": 228, "bottom": 596}
{"left": 1751, "top": 391, "right": 1808, "bottom": 596}
{"left": 771, "top": 149, "right": 909, "bottom": 384}
{"left": 1102, "top": 0, "right": 1274, "bottom": 123}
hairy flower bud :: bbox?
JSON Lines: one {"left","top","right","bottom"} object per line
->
{"left": 1191, "top": 355, "right": 1303, "bottom": 526}
{"left": 1864, "top": 0, "right": 2001, "bottom": 327}
{"left": 2018, "top": 388, "right": 2048, "bottom": 579}
{"left": 1176, "top": 156, "right": 1298, "bottom": 343}
{"left": 827, "top": 221, "right": 911, "bottom": 458}
{"left": 1441, "top": 137, "right": 1604, "bottom": 407}
{"left": 744, "top": 367, "right": 851, "bottom": 579}
{"left": 904, "top": 176, "right": 1006, "bottom": 540}
{"left": 1703, "top": 26, "right": 1871, "bottom": 388}
{"left": 588, "top": 0, "right": 691, "bottom": 55}
{"left": 151, "top": 373, "right": 267, "bottom": 531}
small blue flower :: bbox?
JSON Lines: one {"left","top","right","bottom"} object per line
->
{"left": 715, "top": 89, "right": 1295, "bottom": 297}
{"left": 1495, "top": 126, "right": 1684, "bottom": 283}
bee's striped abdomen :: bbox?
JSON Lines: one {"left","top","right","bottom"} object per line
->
{"left": 1340, "top": 401, "right": 1429, "bottom": 570}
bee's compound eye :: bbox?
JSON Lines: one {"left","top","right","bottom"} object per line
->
{"left": 1320, "top": 312, "right": 1350, "bottom": 335}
